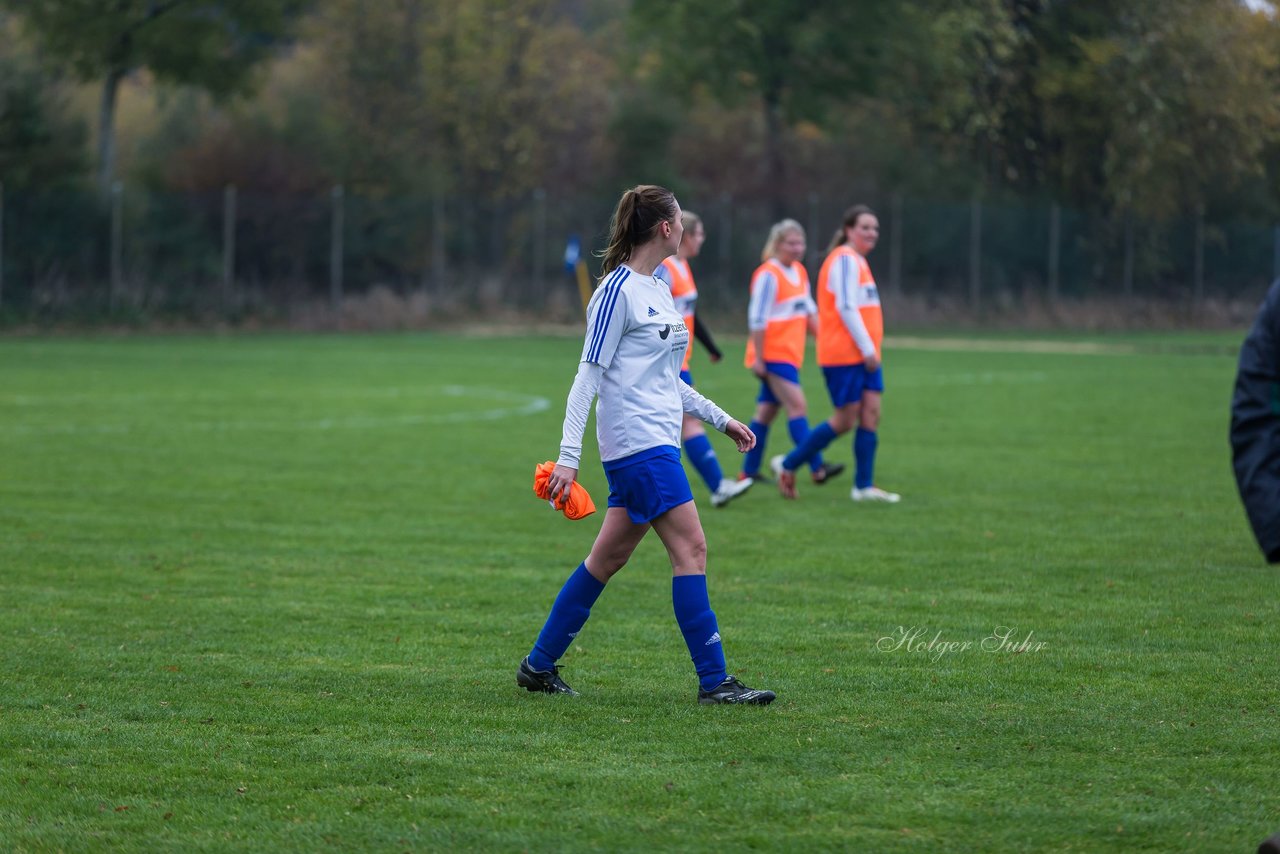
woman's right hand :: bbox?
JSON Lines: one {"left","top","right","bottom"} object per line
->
{"left": 751, "top": 358, "right": 768, "bottom": 379}
{"left": 548, "top": 463, "right": 579, "bottom": 508}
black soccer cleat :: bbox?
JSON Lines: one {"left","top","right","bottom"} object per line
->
{"left": 811, "top": 462, "right": 846, "bottom": 485}
{"left": 698, "top": 675, "right": 776, "bottom": 705}
{"left": 517, "top": 656, "right": 578, "bottom": 696}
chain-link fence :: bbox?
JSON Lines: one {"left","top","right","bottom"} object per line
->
{"left": 1, "top": 181, "right": 1277, "bottom": 325}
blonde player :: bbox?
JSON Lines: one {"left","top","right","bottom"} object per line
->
{"left": 656, "top": 211, "right": 752, "bottom": 508}
{"left": 773, "top": 205, "right": 900, "bottom": 502}
{"left": 739, "top": 219, "right": 844, "bottom": 487}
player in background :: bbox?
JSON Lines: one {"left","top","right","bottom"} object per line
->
{"left": 656, "top": 211, "right": 753, "bottom": 508}
{"left": 518, "top": 184, "right": 776, "bottom": 705}
{"left": 772, "top": 205, "right": 900, "bottom": 502}
{"left": 739, "top": 219, "right": 844, "bottom": 487}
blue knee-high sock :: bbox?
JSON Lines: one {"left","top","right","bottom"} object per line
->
{"left": 683, "top": 433, "right": 724, "bottom": 493}
{"left": 742, "top": 420, "right": 769, "bottom": 477}
{"left": 672, "top": 574, "right": 727, "bottom": 691}
{"left": 529, "top": 563, "right": 605, "bottom": 671}
{"left": 784, "top": 421, "right": 837, "bottom": 471}
{"left": 787, "top": 416, "right": 824, "bottom": 472}
{"left": 854, "top": 427, "right": 878, "bottom": 489}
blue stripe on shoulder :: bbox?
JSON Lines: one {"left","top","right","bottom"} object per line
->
{"left": 587, "top": 267, "right": 630, "bottom": 362}
{"left": 590, "top": 271, "right": 628, "bottom": 361}
{"left": 591, "top": 268, "right": 629, "bottom": 359}
{"left": 586, "top": 267, "right": 626, "bottom": 357}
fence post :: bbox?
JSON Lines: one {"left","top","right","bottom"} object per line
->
{"left": 0, "top": 180, "right": 5, "bottom": 314}
{"left": 807, "top": 191, "right": 820, "bottom": 268}
{"left": 890, "top": 191, "right": 903, "bottom": 295}
{"left": 969, "top": 195, "right": 982, "bottom": 314}
{"left": 1193, "top": 203, "right": 1205, "bottom": 305}
{"left": 1047, "top": 202, "right": 1060, "bottom": 303}
{"left": 1122, "top": 213, "right": 1134, "bottom": 298}
{"left": 533, "top": 187, "right": 547, "bottom": 308}
{"left": 330, "top": 185, "right": 344, "bottom": 311}
{"left": 432, "top": 194, "right": 446, "bottom": 292}
{"left": 222, "top": 184, "right": 236, "bottom": 310}
{"left": 110, "top": 180, "right": 123, "bottom": 309}
{"left": 718, "top": 191, "right": 733, "bottom": 293}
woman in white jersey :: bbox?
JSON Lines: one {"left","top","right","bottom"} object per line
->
{"left": 516, "top": 185, "right": 776, "bottom": 705}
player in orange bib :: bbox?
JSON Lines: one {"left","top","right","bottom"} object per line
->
{"left": 657, "top": 211, "right": 753, "bottom": 509}
{"left": 739, "top": 219, "right": 844, "bottom": 486}
{"left": 772, "top": 205, "right": 900, "bottom": 502}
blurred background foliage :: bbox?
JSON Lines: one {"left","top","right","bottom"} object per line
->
{"left": 0, "top": 0, "right": 1278, "bottom": 324}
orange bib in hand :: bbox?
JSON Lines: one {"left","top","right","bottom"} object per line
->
{"left": 533, "top": 461, "right": 597, "bottom": 520}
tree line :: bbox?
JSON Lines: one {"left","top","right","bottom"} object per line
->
{"left": 1, "top": 0, "right": 1278, "bottom": 313}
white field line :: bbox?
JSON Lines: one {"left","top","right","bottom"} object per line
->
{"left": 4, "top": 384, "right": 511, "bottom": 407}
{"left": 892, "top": 370, "right": 1049, "bottom": 387}
{"left": 887, "top": 336, "right": 1138, "bottom": 356}
{"left": 0, "top": 385, "right": 550, "bottom": 436}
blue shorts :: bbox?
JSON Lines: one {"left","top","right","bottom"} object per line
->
{"left": 757, "top": 361, "right": 801, "bottom": 405}
{"left": 603, "top": 446, "right": 694, "bottom": 524}
{"left": 823, "top": 364, "right": 885, "bottom": 408}
{"left": 680, "top": 370, "right": 694, "bottom": 386}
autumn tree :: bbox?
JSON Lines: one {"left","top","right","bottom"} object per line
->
{"left": 309, "top": 0, "right": 612, "bottom": 200}
{"left": 881, "top": 0, "right": 1280, "bottom": 217}
{"left": 3, "top": 0, "right": 306, "bottom": 196}
{"left": 0, "top": 21, "right": 89, "bottom": 190}
{"left": 629, "top": 0, "right": 897, "bottom": 219}
{"left": 1046, "top": 0, "right": 1280, "bottom": 221}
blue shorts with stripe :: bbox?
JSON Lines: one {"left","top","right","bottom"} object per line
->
{"left": 680, "top": 370, "right": 694, "bottom": 386}
{"left": 757, "top": 361, "right": 801, "bottom": 404}
{"left": 603, "top": 446, "right": 694, "bottom": 524}
{"left": 822, "top": 364, "right": 885, "bottom": 408}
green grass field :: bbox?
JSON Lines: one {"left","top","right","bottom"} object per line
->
{"left": 1, "top": 329, "right": 1276, "bottom": 852}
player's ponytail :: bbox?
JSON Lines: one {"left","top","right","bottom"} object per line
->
{"left": 598, "top": 185, "right": 678, "bottom": 281}
{"left": 828, "top": 204, "right": 876, "bottom": 253}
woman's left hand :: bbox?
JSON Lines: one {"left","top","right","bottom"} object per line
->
{"left": 724, "top": 419, "right": 756, "bottom": 453}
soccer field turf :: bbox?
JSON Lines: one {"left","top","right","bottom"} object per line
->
{"left": 1, "top": 330, "right": 1275, "bottom": 851}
